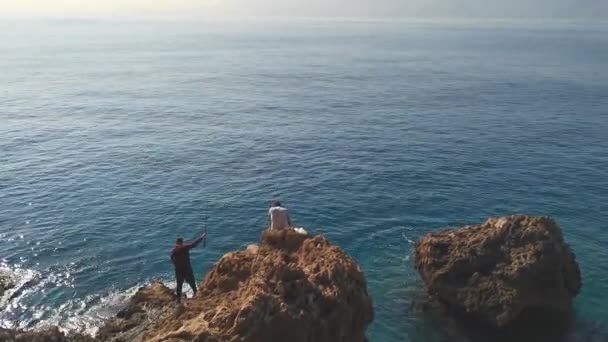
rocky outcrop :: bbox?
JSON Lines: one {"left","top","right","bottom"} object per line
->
{"left": 0, "top": 327, "right": 93, "bottom": 342}
{"left": 0, "top": 273, "right": 15, "bottom": 299}
{"left": 415, "top": 215, "right": 581, "bottom": 340}
{"left": 96, "top": 281, "right": 177, "bottom": 341}
{"left": 99, "top": 228, "right": 374, "bottom": 342}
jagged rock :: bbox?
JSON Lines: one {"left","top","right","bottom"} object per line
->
{"left": 0, "top": 283, "right": 175, "bottom": 342}
{"left": 0, "top": 273, "right": 15, "bottom": 299}
{"left": 100, "top": 228, "right": 374, "bottom": 342}
{"left": 96, "top": 281, "right": 177, "bottom": 342}
{"left": 415, "top": 215, "right": 581, "bottom": 340}
{"left": 0, "top": 327, "right": 94, "bottom": 342}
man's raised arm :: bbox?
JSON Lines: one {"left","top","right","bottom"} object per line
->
{"left": 186, "top": 233, "right": 208, "bottom": 249}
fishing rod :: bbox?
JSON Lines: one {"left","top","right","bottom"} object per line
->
{"left": 200, "top": 200, "right": 209, "bottom": 248}
{"left": 185, "top": 216, "right": 208, "bottom": 246}
{"left": 201, "top": 216, "right": 208, "bottom": 248}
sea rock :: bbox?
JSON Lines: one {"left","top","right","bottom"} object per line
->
{"left": 96, "top": 281, "right": 177, "bottom": 341}
{"left": 0, "top": 273, "right": 15, "bottom": 299}
{"left": 0, "top": 327, "right": 94, "bottom": 342}
{"left": 100, "top": 228, "right": 374, "bottom": 342}
{"left": 415, "top": 215, "right": 581, "bottom": 340}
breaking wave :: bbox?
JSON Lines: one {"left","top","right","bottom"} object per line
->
{"left": 0, "top": 261, "right": 181, "bottom": 336}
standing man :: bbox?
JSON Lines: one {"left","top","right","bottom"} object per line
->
{"left": 268, "top": 200, "right": 292, "bottom": 230}
{"left": 170, "top": 232, "right": 207, "bottom": 303}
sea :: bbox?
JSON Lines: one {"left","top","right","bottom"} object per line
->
{"left": 1, "top": 18, "right": 607, "bottom": 341}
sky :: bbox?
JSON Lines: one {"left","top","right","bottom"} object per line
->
{"left": 1, "top": 0, "right": 607, "bottom": 19}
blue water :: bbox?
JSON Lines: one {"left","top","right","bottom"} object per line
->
{"left": 1, "top": 19, "right": 607, "bottom": 341}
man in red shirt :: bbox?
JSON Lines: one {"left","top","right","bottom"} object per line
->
{"left": 170, "top": 232, "right": 207, "bottom": 303}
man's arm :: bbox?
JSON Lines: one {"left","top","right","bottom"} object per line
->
{"left": 185, "top": 233, "right": 208, "bottom": 250}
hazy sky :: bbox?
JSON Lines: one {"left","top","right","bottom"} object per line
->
{"left": 2, "top": 0, "right": 607, "bottom": 19}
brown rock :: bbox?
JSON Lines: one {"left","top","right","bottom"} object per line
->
{"left": 100, "top": 228, "right": 374, "bottom": 342}
{"left": 96, "top": 281, "right": 177, "bottom": 342}
{"left": 415, "top": 215, "right": 581, "bottom": 340}
{"left": 0, "top": 326, "right": 94, "bottom": 342}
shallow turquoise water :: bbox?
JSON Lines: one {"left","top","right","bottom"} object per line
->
{"left": 1, "top": 19, "right": 607, "bottom": 340}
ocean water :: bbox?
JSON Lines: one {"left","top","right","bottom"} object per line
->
{"left": 1, "top": 19, "right": 607, "bottom": 341}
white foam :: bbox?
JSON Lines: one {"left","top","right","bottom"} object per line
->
{"left": 0, "top": 261, "right": 74, "bottom": 330}
{"left": 0, "top": 262, "right": 40, "bottom": 310}
{"left": 40, "top": 279, "right": 184, "bottom": 336}
{"left": 33, "top": 283, "right": 145, "bottom": 336}
{"left": 401, "top": 232, "right": 415, "bottom": 244}
{"left": 1, "top": 261, "right": 179, "bottom": 337}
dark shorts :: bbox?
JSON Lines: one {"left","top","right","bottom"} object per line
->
{"left": 176, "top": 269, "right": 195, "bottom": 283}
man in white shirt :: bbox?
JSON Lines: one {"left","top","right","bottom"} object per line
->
{"left": 268, "top": 201, "right": 292, "bottom": 230}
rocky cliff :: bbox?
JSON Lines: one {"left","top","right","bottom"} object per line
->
{"left": 97, "top": 228, "right": 374, "bottom": 342}
{"left": 4, "top": 228, "right": 372, "bottom": 342}
{"left": 415, "top": 215, "right": 581, "bottom": 341}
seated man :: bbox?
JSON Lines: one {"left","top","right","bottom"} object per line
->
{"left": 268, "top": 200, "right": 292, "bottom": 230}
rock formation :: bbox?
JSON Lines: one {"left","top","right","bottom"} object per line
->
{"left": 95, "top": 281, "right": 177, "bottom": 341}
{"left": 0, "top": 327, "right": 94, "bottom": 342}
{"left": 0, "top": 273, "right": 14, "bottom": 299}
{"left": 415, "top": 215, "right": 582, "bottom": 340}
{"left": 97, "top": 228, "right": 374, "bottom": 342}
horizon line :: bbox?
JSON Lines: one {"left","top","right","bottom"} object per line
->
{"left": 2, "top": 15, "right": 607, "bottom": 24}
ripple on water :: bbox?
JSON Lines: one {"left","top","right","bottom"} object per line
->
{"left": 2, "top": 20, "right": 608, "bottom": 342}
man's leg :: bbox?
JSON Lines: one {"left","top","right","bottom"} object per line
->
{"left": 175, "top": 272, "right": 185, "bottom": 303}
{"left": 185, "top": 270, "right": 197, "bottom": 296}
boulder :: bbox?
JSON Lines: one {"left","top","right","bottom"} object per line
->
{"left": 0, "top": 327, "right": 94, "bottom": 342}
{"left": 0, "top": 273, "right": 15, "bottom": 299}
{"left": 415, "top": 215, "right": 581, "bottom": 340}
{"left": 99, "top": 228, "right": 374, "bottom": 342}
{"left": 96, "top": 281, "right": 177, "bottom": 342}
